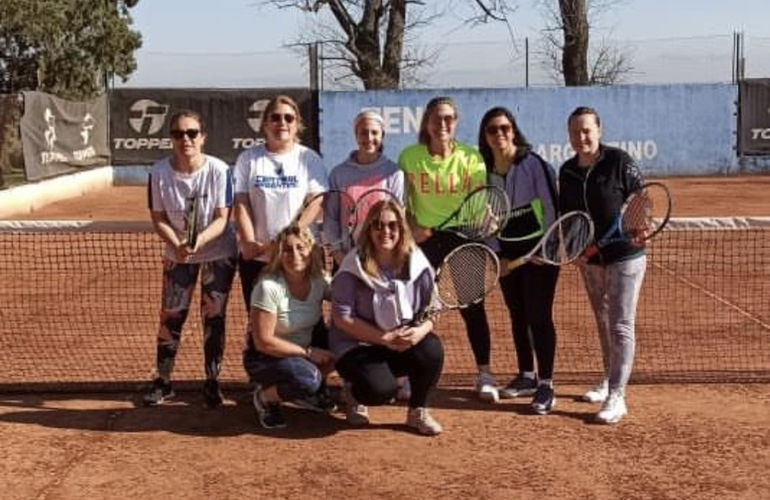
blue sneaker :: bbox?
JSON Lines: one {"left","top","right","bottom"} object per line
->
{"left": 499, "top": 374, "right": 538, "bottom": 399}
{"left": 531, "top": 385, "right": 556, "bottom": 415}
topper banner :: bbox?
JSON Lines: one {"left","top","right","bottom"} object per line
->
{"left": 109, "top": 88, "right": 317, "bottom": 165}
{"left": 739, "top": 79, "right": 770, "bottom": 155}
{"left": 20, "top": 91, "right": 110, "bottom": 181}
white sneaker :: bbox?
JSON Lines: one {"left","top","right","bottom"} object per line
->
{"left": 406, "top": 407, "right": 442, "bottom": 436}
{"left": 475, "top": 372, "right": 499, "bottom": 403}
{"left": 595, "top": 391, "right": 627, "bottom": 424}
{"left": 582, "top": 379, "right": 609, "bottom": 403}
{"left": 396, "top": 377, "right": 411, "bottom": 401}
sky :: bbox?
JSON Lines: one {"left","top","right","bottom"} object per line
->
{"left": 117, "top": 0, "right": 770, "bottom": 89}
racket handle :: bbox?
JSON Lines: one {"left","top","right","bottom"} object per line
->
{"left": 506, "top": 255, "right": 528, "bottom": 271}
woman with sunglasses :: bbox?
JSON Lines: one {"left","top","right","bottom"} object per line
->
{"left": 330, "top": 200, "right": 444, "bottom": 435}
{"left": 398, "top": 96, "right": 498, "bottom": 402}
{"left": 478, "top": 107, "right": 560, "bottom": 415}
{"left": 244, "top": 224, "right": 336, "bottom": 429}
{"left": 144, "top": 109, "right": 237, "bottom": 408}
{"left": 325, "top": 110, "right": 404, "bottom": 267}
{"left": 233, "top": 94, "right": 328, "bottom": 311}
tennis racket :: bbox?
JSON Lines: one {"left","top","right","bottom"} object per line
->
{"left": 431, "top": 185, "right": 510, "bottom": 241}
{"left": 185, "top": 193, "right": 201, "bottom": 248}
{"left": 583, "top": 181, "right": 672, "bottom": 258}
{"left": 506, "top": 211, "right": 594, "bottom": 271}
{"left": 347, "top": 187, "right": 404, "bottom": 245}
{"left": 295, "top": 190, "right": 355, "bottom": 253}
{"left": 412, "top": 242, "right": 500, "bottom": 324}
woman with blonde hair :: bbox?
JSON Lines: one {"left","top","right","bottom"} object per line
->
{"left": 243, "top": 224, "right": 335, "bottom": 429}
{"left": 233, "top": 94, "right": 327, "bottom": 310}
{"left": 398, "top": 96, "right": 497, "bottom": 402}
{"left": 330, "top": 200, "right": 444, "bottom": 435}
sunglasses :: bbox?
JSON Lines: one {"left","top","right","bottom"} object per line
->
{"left": 170, "top": 129, "right": 201, "bottom": 140}
{"left": 485, "top": 123, "right": 513, "bottom": 136}
{"left": 373, "top": 220, "right": 399, "bottom": 233}
{"left": 269, "top": 113, "right": 296, "bottom": 124}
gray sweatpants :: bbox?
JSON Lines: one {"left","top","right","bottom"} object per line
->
{"left": 580, "top": 255, "right": 646, "bottom": 394}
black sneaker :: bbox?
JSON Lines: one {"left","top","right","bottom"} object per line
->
{"left": 203, "top": 379, "right": 224, "bottom": 409}
{"left": 143, "top": 377, "right": 175, "bottom": 406}
{"left": 499, "top": 374, "right": 538, "bottom": 399}
{"left": 292, "top": 385, "right": 338, "bottom": 413}
{"left": 531, "top": 385, "right": 556, "bottom": 415}
{"left": 252, "top": 390, "right": 287, "bottom": 429}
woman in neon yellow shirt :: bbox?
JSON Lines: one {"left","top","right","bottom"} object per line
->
{"left": 398, "top": 96, "right": 498, "bottom": 402}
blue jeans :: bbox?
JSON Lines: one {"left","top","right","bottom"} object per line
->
{"left": 242, "top": 350, "right": 323, "bottom": 401}
{"left": 580, "top": 255, "right": 646, "bottom": 394}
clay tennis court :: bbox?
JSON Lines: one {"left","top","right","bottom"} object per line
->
{"left": 1, "top": 175, "right": 769, "bottom": 499}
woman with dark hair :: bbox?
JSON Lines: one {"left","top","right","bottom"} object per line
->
{"left": 330, "top": 199, "right": 444, "bottom": 435}
{"left": 144, "top": 109, "right": 237, "bottom": 408}
{"left": 398, "top": 96, "right": 497, "bottom": 402}
{"left": 560, "top": 106, "right": 646, "bottom": 425}
{"left": 478, "top": 106, "right": 560, "bottom": 415}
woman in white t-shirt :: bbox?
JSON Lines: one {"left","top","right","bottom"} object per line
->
{"left": 144, "top": 109, "right": 238, "bottom": 409}
{"left": 233, "top": 95, "right": 328, "bottom": 311}
{"left": 243, "top": 224, "right": 336, "bottom": 430}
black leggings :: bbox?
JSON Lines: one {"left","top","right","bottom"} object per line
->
{"left": 237, "top": 255, "right": 267, "bottom": 312}
{"left": 335, "top": 333, "right": 444, "bottom": 408}
{"left": 499, "top": 262, "right": 559, "bottom": 379}
{"left": 418, "top": 231, "right": 492, "bottom": 367}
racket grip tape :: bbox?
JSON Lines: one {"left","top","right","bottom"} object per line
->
{"left": 506, "top": 255, "right": 528, "bottom": 271}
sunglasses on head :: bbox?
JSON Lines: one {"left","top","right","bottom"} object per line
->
{"left": 170, "top": 129, "right": 201, "bottom": 140}
{"left": 269, "top": 113, "right": 296, "bottom": 124}
{"left": 485, "top": 123, "right": 512, "bottom": 136}
{"left": 373, "top": 220, "right": 399, "bottom": 233}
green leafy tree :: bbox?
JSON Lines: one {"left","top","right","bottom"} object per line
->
{"left": 0, "top": 0, "right": 142, "bottom": 98}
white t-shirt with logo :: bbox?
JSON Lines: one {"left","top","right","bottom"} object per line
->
{"left": 148, "top": 154, "right": 237, "bottom": 264}
{"left": 233, "top": 143, "right": 328, "bottom": 262}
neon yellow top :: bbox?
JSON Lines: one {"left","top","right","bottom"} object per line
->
{"left": 398, "top": 142, "right": 487, "bottom": 228}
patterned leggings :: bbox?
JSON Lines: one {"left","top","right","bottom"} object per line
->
{"left": 154, "top": 256, "right": 236, "bottom": 381}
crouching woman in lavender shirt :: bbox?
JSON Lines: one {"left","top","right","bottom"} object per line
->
{"left": 330, "top": 199, "right": 444, "bottom": 436}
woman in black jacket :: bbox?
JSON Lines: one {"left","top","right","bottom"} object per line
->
{"left": 559, "top": 106, "right": 646, "bottom": 425}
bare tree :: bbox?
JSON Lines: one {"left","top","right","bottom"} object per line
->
{"left": 260, "top": 1, "right": 443, "bottom": 90}
{"left": 539, "top": 0, "right": 632, "bottom": 86}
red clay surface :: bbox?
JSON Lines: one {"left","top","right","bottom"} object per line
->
{"left": 1, "top": 175, "right": 769, "bottom": 500}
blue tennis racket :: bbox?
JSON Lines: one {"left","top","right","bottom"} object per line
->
{"left": 584, "top": 181, "right": 672, "bottom": 258}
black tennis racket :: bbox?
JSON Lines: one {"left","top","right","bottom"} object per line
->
{"left": 583, "top": 181, "right": 672, "bottom": 258}
{"left": 185, "top": 193, "right": 201, "bottom": 248}
{"left": 295, "top": 190, "right": 355, "bottom": 253}
{"left": 506, "top": 211, "right": 594, "bottom": 271}
{"left": 412, "top": 242, "right": 500, "bottom": 324}
{"left": 432, "top": 185, "right": 510, "bottom": 241}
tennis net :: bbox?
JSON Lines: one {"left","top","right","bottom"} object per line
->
{"left": 1, "top": 217, "right": 768, "bottom": 391}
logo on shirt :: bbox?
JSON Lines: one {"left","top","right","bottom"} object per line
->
{"left": 253, "top": 175, "right": 299, "bottom": 189}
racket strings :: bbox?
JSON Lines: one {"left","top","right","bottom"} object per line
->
{"left": 541, "top": 213, "right": 593, "bottom": 264}
{"left": 454, "top": 188, "right": 510, "bottom": 239}
{"left": 436, "top": 245, "right": 498, "bottom": 308}
{"left": 623, "top": 184, "right": 672, "bottom": 239}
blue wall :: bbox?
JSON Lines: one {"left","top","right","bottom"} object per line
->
{"left": 319, "top": 84, "right": 741, "bottom": 177}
